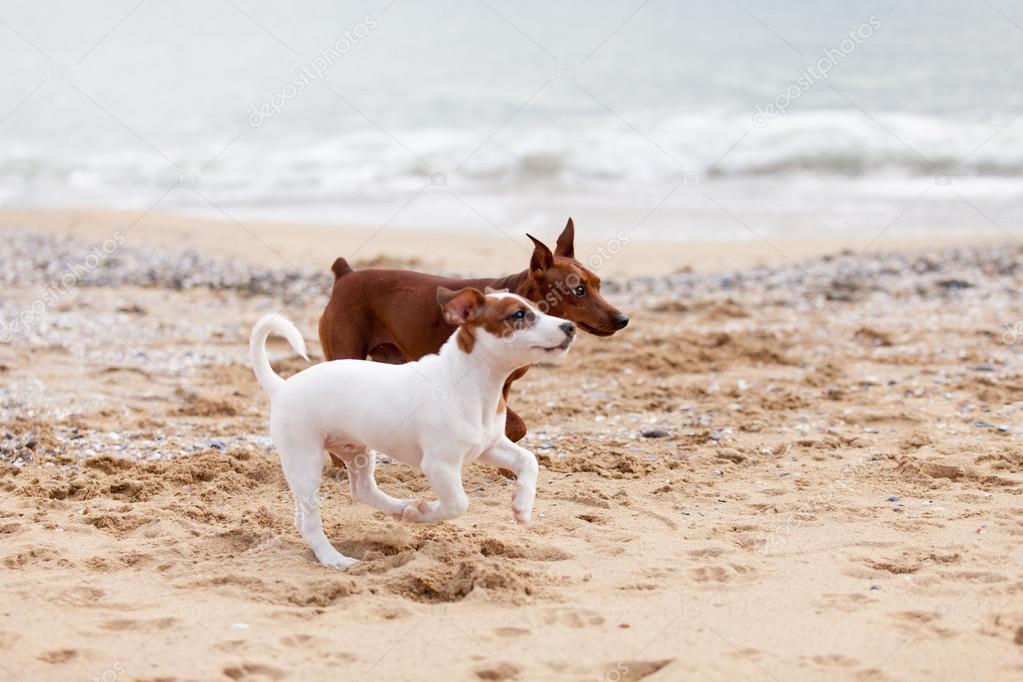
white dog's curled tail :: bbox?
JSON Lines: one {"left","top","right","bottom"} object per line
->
{"left": 250, "top": 313, "right": 309, "bottom": 397}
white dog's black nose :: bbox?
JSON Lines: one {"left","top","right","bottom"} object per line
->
{"left": 560, "top": 322, "right": 576, "bottom": 337}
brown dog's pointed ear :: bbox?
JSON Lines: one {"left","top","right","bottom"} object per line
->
{"left": 555, "top": 217, "right": 575, "bottom": 258}
{"left": 437, "top": 287, "right": 485, "bottom": 326}
{"left": 527, "top": 234, "right": 554, "bottom": 274}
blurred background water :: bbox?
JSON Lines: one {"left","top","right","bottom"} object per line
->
{"left": 1, "top": 0, "right": 1022, "bottom": 240}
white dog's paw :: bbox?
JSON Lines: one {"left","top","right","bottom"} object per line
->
{"left": 512, "top": 504, "right": 532, "bottom": 524}
{"left": 400, "top": 499, "right": 436, "bottom": 523}
{"left": 512, "top": 490, "right": 534, "bottom": 524}
{"left": 390, "top": 499, "right": 416, "bottom": 520}
{"left": 315, "top": 548, "right": 357, "bottom": 569}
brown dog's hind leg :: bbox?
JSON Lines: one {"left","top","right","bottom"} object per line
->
{"left": 317, "top": 313, "right": 334, "bottom": 361}
{"left": 368, "top": 343, "right": 407, "bottom": 365}
{"left": 320, "top": 319, "right": 371, "bottom": 362}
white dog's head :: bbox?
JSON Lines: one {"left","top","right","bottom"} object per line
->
{"left": 437, "top": 287, "right": 575, "bottom": 366}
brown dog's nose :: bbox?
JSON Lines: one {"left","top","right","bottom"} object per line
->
{"left": 613, "top": 313, "right": 629, "bottom": 330}
{"left": 560, "top": 321, "right": 576, "bottom": 337}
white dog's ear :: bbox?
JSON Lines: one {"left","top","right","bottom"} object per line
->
{"left": 555, "top": 217, "right": 575, "bottom": 258}
{"left": 437, "top": 287, "right": 485, "bottom": 326}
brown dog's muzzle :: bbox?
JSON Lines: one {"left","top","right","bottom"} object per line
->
{"left": 576, "top": 312, "right": 628, "bottom": 337}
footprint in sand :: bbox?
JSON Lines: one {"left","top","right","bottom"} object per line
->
{"left": 637, "top": 566, "right": 678, "bottom": 580}
{"left": 3, "top": 546, "right": 64, "bottom": 569}
{"left": 543, "top": 607, "right": 604, "bottom": 628}
{"left": 102, "top": 617, "right": 178, "bottom": 631}
{"left": 494, "top": 626, "right": 530, "bottom": 638}
{"left": 213, "top": 640, "right": 252, "bottom": 654}
{"left": 814, "top": 592, "right": 875, "bottom": 613}
{"left": 37, "top": 649, "right": 78, "bottom": 664}
{"left": 478, "top": 538, "right": 571, "bottom": 562}
{"left": 597, "top": 659, "right": 674, "bottom": 681}
{"left": 279, "top": 633, "right": 317, "bottom": 648}
{"left": 575, "top": 513, "right": 607, "bottom": 524}
{"left": 222, "top": 663, "right": 287, "bottom": 681}
{"left": 890, "top": 611, "right": 959, "bottom": 639}
{"left": 473, "top": 662, "right": 520, "bottom": 680}
{"left": 803, "top": 653, "right": 860, "bottom": 668}
{"left": 892, "top": 610, "right": 942, "bottom": 625}
{"left": 374, "top": 605, "right": 413, "bottom": 620}
{"left": 729, "top": 648, "right": 763, "bottom": 661}
{"left": 54, "top": 585, "right": 106, "bottom": 607}
{"left": 688, "top": 565, "right": 731, "bottom": 583}
{"left": 277, "top": 632, "right": 357, "bottom": 662}
{"left": 275, "top": 635, "right": 358, "bottom": 662}
{"left": 687, "top": 562, "right": 755, "bottom": 584}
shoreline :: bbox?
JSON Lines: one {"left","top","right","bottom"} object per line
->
{"left": 0, "top": 207, "right": 1005, "bottom": 278}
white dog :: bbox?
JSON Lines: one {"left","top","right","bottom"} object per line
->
{"left": 250, "top": 287, "right": 576, "bottom": 568}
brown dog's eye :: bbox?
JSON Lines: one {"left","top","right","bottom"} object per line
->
{"left": 574, "top": 286, "right": 586, "bottom": 297}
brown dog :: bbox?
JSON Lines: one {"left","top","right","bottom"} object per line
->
{"left": 318, "top": 218, "right": 628, "bottom": 442}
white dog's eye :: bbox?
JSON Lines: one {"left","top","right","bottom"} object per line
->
{"left": 574, "top": 286, "right": 586, "bottom": 297}
{"left": 510, "top": 310, "right": 526, "bottom": 320}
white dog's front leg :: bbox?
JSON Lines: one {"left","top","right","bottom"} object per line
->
{"left": 401, "top": 457, "right": 469, "bottom": 523}
{"left": 479, "top": 438, "right": 539, "bottom": 523}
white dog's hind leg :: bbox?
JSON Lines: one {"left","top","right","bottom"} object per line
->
{"left": 479, "top": 438, "right": 539, "bottom": 523}
{"left": 278, "top": 437, "right": 357, "bottom": 569}
{"left": 342, "top": 448, "right": 409, "bottom": 516}
{"left": 401, "top": 456, "right": 469, "bottom": 523}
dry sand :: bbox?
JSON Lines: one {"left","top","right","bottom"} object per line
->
{"left": 0, "top": 218, "right": 1022, "bottom": 681}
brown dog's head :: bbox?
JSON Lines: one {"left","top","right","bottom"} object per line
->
{"left": 524, "top": 218, "right": 629, "bottom": 337}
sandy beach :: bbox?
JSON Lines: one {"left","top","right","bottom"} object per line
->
{"left": 0, "top": 208, "right": 1004, "bottom": 278}
{"left": 1, "top": 214, "right": 1022, "bottom": 681}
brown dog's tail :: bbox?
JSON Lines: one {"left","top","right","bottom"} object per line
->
{"left": 330, "top": 257, "right": 353, "bottom": 280}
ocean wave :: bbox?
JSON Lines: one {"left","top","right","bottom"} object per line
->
{"left": 1, "top": 110, "right": 1022, "bottom": 212}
